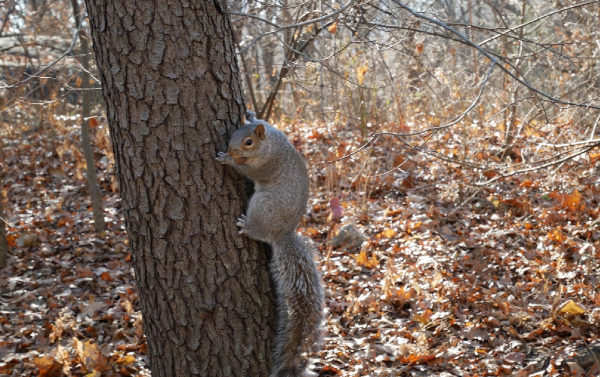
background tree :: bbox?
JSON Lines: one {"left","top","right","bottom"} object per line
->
{"left": 70, "top": 0, "right": 106, "bottom": 233}
{"left": 1, "top": 1, "right": 599, "bottom": 376}
{"left": 0, "top": 187, "right": 8, "bottom": 267}
{"left": 84, "top": 1, "right": 275, "bottom": 376}
{"left": 0, "top": 0, "right": 107, "bottom": 235}
{"left": 232, "top": 0, "right": 600, "bottom": 193}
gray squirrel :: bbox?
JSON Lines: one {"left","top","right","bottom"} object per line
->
{"left": 216, "top": 110, "right": 324, "bottom": 377}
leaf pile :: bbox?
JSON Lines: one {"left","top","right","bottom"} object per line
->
{"left": 291, "top": 117, "right": 600, "bottom": 376}
{"left": 0, "top": 118, "right": 149, "bottom": 377}
{"left": 1, "top": 113, "right": 599, "bottom": 377}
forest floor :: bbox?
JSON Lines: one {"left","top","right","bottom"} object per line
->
{"left": 1, "top": 115, "right": 599, "bottom": 376}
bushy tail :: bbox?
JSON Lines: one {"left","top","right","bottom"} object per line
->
{"left": 270, "top": 233, "right": 324, "bottom": 377}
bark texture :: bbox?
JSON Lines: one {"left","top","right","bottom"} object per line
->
{"left": 85, "top": 1, "right": 275, "bottom": 376}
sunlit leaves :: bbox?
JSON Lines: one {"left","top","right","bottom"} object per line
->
{"left": 33, "top": 356, "right": 62, "bottom": 377}
{"left": 557, "top": 300, "right": 586, "bottom": 316}
{"left": 354, "top": 249, "right": 378, "bottom": 269}
{"left": 0, "top": 115, "right": 144, "bottom": 376}
{"left": 297, "top": 112, "right": 600, "bottom": 375}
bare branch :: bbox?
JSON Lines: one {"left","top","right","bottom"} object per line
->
{"left": 233, "top": 0, "right": 357, "bottom": 54}
{"left": 0, "top": 1, "right": 17, "bottom": 37}
{"left": 475, "top": 143, "right": 598, "bottom": 187}
{"left": 479, "top": 0, "right": 600, "bottom": 46}
{"left": 0, "top": 25, "right": 81, "bottom": 90}
{"left": 390, "top": 0, "right": 600, "bottom": 110}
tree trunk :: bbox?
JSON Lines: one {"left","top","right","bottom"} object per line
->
{"left": 70, "top": 0, "right": 106, "bottom": 233}
{"left": 84, "top": 1, "right": 275, "bottom": 376}
{"left": 0, "top": 189, "right": 8, "bottom": 267}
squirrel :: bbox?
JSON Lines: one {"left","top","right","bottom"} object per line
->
{"left": 216, "top": 110, "right": 324, "bottom": 377}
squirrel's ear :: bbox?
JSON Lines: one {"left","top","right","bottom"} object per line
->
{"left": 254, "top": 124, "right": 266, "bottom": 139}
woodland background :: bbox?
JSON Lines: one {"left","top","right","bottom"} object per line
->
{"left": 1, "top": 0, "right": 600, "bottom": 376}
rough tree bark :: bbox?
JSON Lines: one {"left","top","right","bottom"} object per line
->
{"left": 85, "top": 1, "right": 275, "bottom": 376}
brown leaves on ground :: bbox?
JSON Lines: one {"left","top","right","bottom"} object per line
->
{"left": 290, "top": 118, "right": 600, "bottom": 376}
{"left": 1, "top": 113, "right": 600, "bottom": 377}
{"left": 0, "top": 120, "right": 147, "bottom": 377}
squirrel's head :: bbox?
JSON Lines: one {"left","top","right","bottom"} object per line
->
{"left": 227, "top": 123, "right": 267, "bottom": 165}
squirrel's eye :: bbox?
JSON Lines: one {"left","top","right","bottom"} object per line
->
{"left": 244, "top": 138, "right": 254, "bottom": 146}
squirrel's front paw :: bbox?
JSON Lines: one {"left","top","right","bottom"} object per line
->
{"left": 236, "top": 215, "right": 247, "bottom": 235}
{"left": 215, "top": 151, "right": 232, "bottom": 165}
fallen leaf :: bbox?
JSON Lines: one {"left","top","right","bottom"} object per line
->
{"left": 355, "top": 249, "right": 379, "bottom": 269}
{"left": 558, "top": 300, "right": 586, "bottom": 316}
{"left": 73, "top": 338, "right": 110, "bottom": 372}
{"left": 377, "top": 228, "right": 396, "bottom": 238}
{"left": 400, "top": 353, "right": 436, "bottom": 364}
{"left": 33, "top": 355, "right": 62, "bottom": 377}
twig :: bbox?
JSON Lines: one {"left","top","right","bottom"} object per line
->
{"left": 0, "top": 2, "right": 17, "bottom": 37}
{"left": 390, "top": 0, "right": 600, "bottom": 110}
{"left": 475, "top": 144, "right": 597, "bottom": 186}
{"left": 0, "top": 215, "right": 12, "bottom": 228}
{"left": 0, "top": 24, "right": 82, "bottom": 90}
{"left": 479, "top": 0, "right": 600, "bottom": 46}
{"left": 318, "top": 133, "right": 379, "bottom": 166}
{"left": 589, "top": 113, "right": 600, "bottom": 142}
{"left": 232, "top": 1, "right": 356, "bottom": 32}
{"left": 320, "top": 61, "right": 496, "bottom": 167}
{"left": 233, "top": 0, "right": 357, "bottom": 55}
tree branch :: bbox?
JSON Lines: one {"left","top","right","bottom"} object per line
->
{"left": 390, "top": 0, "right": 600, "bottom": 110}
{"left": 233, "top": 0, "right": 357, "bottom": 55}
{"left": 0, "top": 26, "right": 81, "bottom": 90}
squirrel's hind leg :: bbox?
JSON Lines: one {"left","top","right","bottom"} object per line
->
{"left": 235, "top": 212, "right": 271, "bottom": 242}
{"left": 236, "top": 194, "right": 274, "bottom": 242}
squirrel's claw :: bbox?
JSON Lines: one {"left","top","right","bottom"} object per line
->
{"left": 215, "top": 151, "right": 231, "bottom": 164}
{"left": 236, "top": 215, "right": 247, "bottom": 234}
